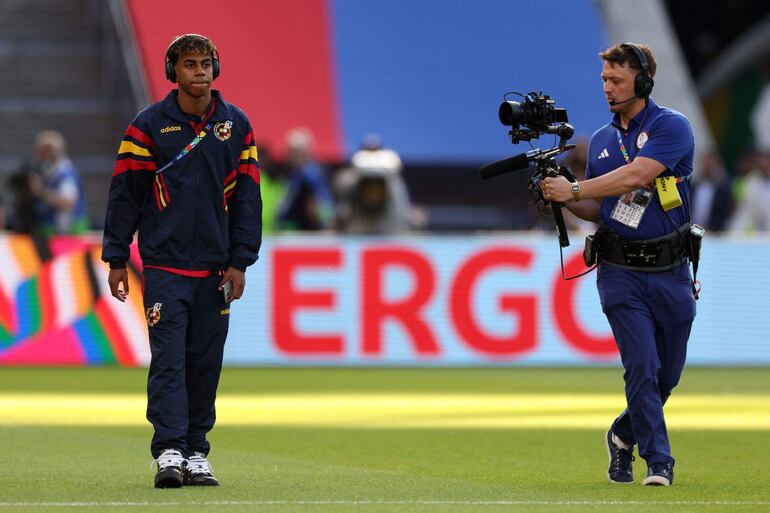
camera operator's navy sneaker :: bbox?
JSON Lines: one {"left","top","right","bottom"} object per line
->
{"left": 642, "top": 462, "right": 674, "bottom": 486}
{"left": 152, "top": 448, "right": 185, "bottom": 488}
{"left": 605, "top": 429, "right": 634, "bottom": 483}
{"left": 183, "top": 452, "right": 220, "bottom": 486}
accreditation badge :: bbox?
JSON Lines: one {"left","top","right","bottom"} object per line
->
{"left": 610, "top": 188, "right": 653, "bottom": 229}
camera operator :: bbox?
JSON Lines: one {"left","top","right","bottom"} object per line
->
{"left": 335, "top": 134, "right": 414, "bottom": 234}
{"left": 542, "top": 43, "right": 696, "bottom": 487}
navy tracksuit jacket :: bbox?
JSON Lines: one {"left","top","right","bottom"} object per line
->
{"left": 102, "top": 90, "right": 262, "bottom": 457}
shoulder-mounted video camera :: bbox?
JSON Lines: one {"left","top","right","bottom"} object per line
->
{"left": 479, "top": 91, "right": 577, "bottom": 247}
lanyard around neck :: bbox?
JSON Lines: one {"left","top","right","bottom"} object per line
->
{"left": 155, "top": 123, "right": 213, "bottom": 175}
{"left": 616, "top": 129, "right": 631, "bottom": 165}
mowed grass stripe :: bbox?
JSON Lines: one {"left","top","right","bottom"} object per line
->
{"left": 2, "top": 393, "right": 770, "bottom": 429}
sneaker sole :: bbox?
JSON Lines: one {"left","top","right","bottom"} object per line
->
{"left": 185, "top": 479, "right": 220, "bottom": 486}
{"left": 605, "top": 430, "right": 633, "bottom": 484}
{"left": 155, "top": 469, "right": 184, "bottom": 489}
{"left": 642, "top": 475, "right": 671, "bottom": 486}
{"left": 154, "top": 477, "right": 183, "bottom": 488}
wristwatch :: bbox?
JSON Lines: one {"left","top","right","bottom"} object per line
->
{"left": 571, "top": 181, "right": 581, "bottom": 201}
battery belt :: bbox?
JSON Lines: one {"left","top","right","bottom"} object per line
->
{"left": 595, "top": 224, "right": 690, "bottom": 272}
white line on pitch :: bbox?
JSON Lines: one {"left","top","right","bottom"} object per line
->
{"left": 1, "top": 500, "right": 769, "bottom": 507}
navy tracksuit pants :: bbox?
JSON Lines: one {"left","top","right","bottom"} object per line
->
{"left": 143, "top": 268, "right": 230, "bottom": 458}
{"left": 597, "top": 261, "right": 695, "bottom": 466}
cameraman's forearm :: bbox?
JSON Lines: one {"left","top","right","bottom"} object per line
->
{"left": 564, "top": 199, "right": 601, "bottom": 222}
{"left": 579, "top": 157, "right": 665, "bottom": 199}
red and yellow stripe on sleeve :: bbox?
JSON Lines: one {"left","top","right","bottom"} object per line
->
{"left": 114, "top": 125, "right": 157, "bottom": 175}
{"left": 223, "top": 170, "right": 238, "bottom": 203}
{"left": 237, "top": 131, "right": 260, "bottom": 184}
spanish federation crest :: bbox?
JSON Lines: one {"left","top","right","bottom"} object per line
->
{"left": 214, "top": 120, "right": 233, "bottom": 142}
{"left": 636, "top": 131, "right": 649, "bottom": 150}
{"left": 146, "top": 302, "right": 163, "bottom": 327}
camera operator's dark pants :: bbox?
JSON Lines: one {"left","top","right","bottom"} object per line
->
{"left": 143, "top": 268, "right": 230, "bottom": 458}
{"left": 597, "top": 262, "right": 695, "bottom": 466}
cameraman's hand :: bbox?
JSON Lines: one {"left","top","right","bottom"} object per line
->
{"left": 542, "top": 176, "right": 573, "bottom": 203}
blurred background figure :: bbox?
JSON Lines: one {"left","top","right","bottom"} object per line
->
{"left": 335, "top": 134, "right": 422, "bottom": 234}
{"left": 254, "top": 144, "right": 287, "bottom": 235}
{"left": 7, "top": 160, "right": 41, "bottom": 234}
{"left": 7, "top": 130, "right": 88, "bottom": 236}
{"left": 729, "top": 149, "right": 770, "bottom": 233}
{"left": 0, "top": 190, "right": 5, "bottom": 231}
{"left": 31, "top": 130, "right": 88, "bottom": 235}
{"left": 691, "top": 151, "right": 733, "bottom": 232}
{"left": 276, "top": 128, "right": 334, "bottom": 231}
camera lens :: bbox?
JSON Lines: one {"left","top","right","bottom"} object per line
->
{"left": 499, "top": 100, "right": 525, "bottom": 126}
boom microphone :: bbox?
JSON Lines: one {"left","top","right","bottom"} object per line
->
{"left": 608, "top": 94, "right": 640, "bottom": 106}
{"left": 479, "top": 151, "right": 534, "bottom": 180}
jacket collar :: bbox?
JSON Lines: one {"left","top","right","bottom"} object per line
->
{"left": 611, "top": 97, "right": 658, "bottom": 131}
{"left": 161, "top": 89, "right": 233, "bottom": 126}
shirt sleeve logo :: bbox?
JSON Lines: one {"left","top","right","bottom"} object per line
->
{"left": 636, "top": 131, "right": 649, "bottom": 150}
{"left": 146, "top": 302, "right": 163, "bottom": 327}
{"left": 214, "top": 120, "right": 233, "bottom": 142}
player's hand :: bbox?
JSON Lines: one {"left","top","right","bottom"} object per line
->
{"left": 542, "top": 176, "right": 573, "bottom": 203}
{"left": 108, "top": 268, "right": 129, "bottom": 302}
{"left": 219, "top": 267, "right": 245, "bottom": 302}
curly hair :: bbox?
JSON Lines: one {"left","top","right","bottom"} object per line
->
{"left": 166, "top": 34, "right": 218, "bottom": 65}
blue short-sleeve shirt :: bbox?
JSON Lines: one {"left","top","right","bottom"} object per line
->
{"left": 585, "top": 98, "right": 695, "bottom": 240}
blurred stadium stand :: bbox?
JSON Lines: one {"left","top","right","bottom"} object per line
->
{"left": 0, "top": 0, "right": 768, "bottom": 232}
{"left": 0, "top": 0, "right": 145, "bottom": 227}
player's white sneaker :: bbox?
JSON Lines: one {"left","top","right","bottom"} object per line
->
{"left": 183, "top": 452, "right": 220, "bottom": 486}
{"left": 152, "top": 448, "right": 184, "bottom": 488}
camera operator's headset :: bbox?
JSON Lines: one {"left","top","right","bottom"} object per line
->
{"left": 621, "top": 42, "right": 654, "bottom": 99}
{"left": 164, "top": 34, "right": 220, "bottom": 83}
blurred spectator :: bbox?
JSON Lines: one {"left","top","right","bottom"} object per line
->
{"left": 335, "top": 134, "right": 418, "bottom": 234}
{"left": 276, "top": 128, "right": 334, "bottom": 231}
{"left": 691, "top": 152, "right": 733, "bottom": 231}
{"left": 0, "top": 191, "right": 5, "bottom": 231}
{"left": 729, "top": 150, "right": 770, "bottom": 233}
{"left": 7, "top": 160, "right": 40, "bottom": 234}
{"left": 254, "top": 144, "right": 287, "bottom": 234}
{"left": 751, "top": 80, "right": 770, "bottom": 153}
{"left": 27, "top": 130, "right": 89, "bottom": 235}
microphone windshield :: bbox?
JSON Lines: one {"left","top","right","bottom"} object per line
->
{"left": 479, "top": 152, "right": 531, "bottom": 180}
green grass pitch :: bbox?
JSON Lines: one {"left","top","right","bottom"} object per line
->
{"left": 0, "top": 367, "right": 768, "bottom": 512}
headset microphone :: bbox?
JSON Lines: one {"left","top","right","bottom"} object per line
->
{"left": 608, "top": 93, "right": 641, "bottom": 106}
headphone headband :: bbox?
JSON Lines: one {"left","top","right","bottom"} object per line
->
{"left": 621, "top": 42, "right": 649, "bottom": 76}
{"left": 620, "top": 42, "right": 654, "bottom": 98}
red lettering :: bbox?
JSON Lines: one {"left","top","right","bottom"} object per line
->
{"left": 450, "top": 248, "right": 537, "bottom": 357}
{"left": 361, "top": 247, "right": 439, "bottom": 356}
{"left": 272, "top": 248, "right": 343, "bottom": 355}
{"left": 552, "top": 252, "right": 617, "bottom": 357}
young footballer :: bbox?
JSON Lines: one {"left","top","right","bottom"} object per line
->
{"left": 102, "top": 34, "right": 262, "bottom": 488}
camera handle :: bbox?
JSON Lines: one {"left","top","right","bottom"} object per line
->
{"left": 551, "top": 201, "right": 570, "bottom": 248}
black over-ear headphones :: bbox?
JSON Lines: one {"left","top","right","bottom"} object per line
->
{"left": 164, "top": 34, "right": 221, "bottom": 83}
{"left": 621, "top": 42, "right": 654, "bottom": 98}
